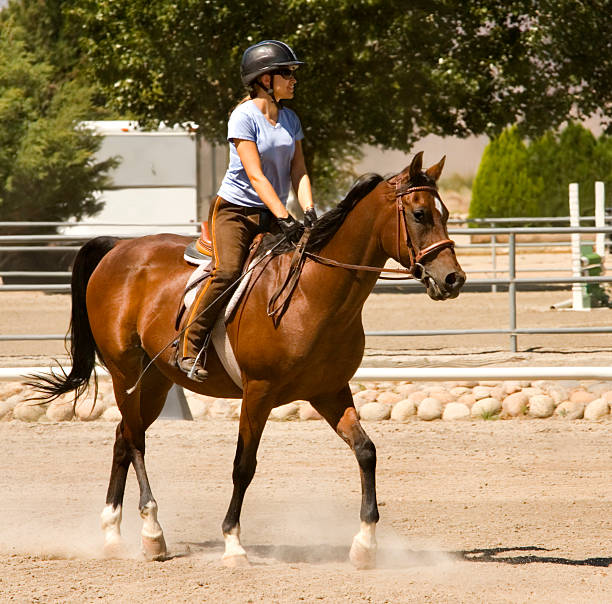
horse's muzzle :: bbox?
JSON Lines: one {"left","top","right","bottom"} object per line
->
{"left": 422, "top": 268, "right": 466, "bottom": 300}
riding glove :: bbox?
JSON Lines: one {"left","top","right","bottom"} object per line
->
{"left": 304, "top": 207, "right": 318, "bottom": 228}
{"left": 277, "top": 215, "right": 303, "bottom": 244}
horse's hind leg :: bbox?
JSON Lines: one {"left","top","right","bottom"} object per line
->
{"left": 102, "top": 359, "right": 171, "bottom": 560}
{"left": 101, "top": 421, "right": 131, "bottom": 557}
{"left": 221, "top": 380, "right": 273, "bottom": 566}
{"left": 311, "top": 384, "right": 379, "bottom": 570}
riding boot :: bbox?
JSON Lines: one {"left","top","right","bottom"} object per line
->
{"left": 177, "top": 329, "right": 211, "bottom": 382}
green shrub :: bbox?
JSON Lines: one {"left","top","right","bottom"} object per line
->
{"left": 533, "top": 123, "right": 600, "bottom": 217}
{"left": 470, "top": 126, "right": 544, "bottom": 222}
{"left": 470, "top": 123, "right": 612, "bottom": 222}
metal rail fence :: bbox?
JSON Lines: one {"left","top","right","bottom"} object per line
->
{"left": 2, "top": 222, "right": 612, "bottom": 353}
{"left": 0, "top": 218, "right": 602, "bottom": 287}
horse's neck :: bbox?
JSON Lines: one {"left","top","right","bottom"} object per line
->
{"left": 321, "top": 194, "right": 387, "bottom": 268}
{"left": 312, "top": 195, "right": 388, "bottom": 306}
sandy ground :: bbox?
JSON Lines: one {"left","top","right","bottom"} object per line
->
{"left": 2, "top": 419, "right": 612, "bottom": 603}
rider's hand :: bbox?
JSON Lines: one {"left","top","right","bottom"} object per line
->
{"left": 303, "top": 207, "right": 318, "bottom": 228}
{"left": 277, "top": 214, "right": 303, "bottom": 244}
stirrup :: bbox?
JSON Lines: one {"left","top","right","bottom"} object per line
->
{"left": 177, "top": 331, "right": 211, "bottom": 382}
{"left": 177, "top": 356, "right": 209, "bottom": 382}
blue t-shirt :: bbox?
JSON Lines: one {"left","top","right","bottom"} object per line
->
{"left": 217, "top": 100, "right": 304, "bottom": 208}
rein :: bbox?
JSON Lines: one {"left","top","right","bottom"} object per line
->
{"left": 304, "top": 184, "right": 455, "bottom": 281}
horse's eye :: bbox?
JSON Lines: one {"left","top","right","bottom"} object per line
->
{"left": 413, "top": 209, "right": 426, "bottom": 223}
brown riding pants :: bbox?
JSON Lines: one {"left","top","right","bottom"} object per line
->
{"left": 181, "top": 196, "right": 269, "bottom": 357}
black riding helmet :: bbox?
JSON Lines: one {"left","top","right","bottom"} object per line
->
{"left": 240, "top": 40, "right": 304, "bottom": 95}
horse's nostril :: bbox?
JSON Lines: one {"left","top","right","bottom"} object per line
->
{"left": 446, "top": 272, "right": 465, "bottom": 289}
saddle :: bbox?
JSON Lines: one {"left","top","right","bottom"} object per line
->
{"left": 179, "top": 220, "right": 309, "bottom": 330}
{"left": 184, "top": 222, "right": 213, "bottom": 265}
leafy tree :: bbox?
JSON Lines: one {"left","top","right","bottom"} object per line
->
{"left": 531, "top": 1, "right": 612, "bottom": 136}
{"left": 64, "top": 0, "right": 611, "bottom": 203}
{"left": 0, "top": 19, "right": 117, "bottom": 232}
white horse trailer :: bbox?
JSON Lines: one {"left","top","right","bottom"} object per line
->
{"left": 62, "top": 121, "right": 227, "bottom": 237}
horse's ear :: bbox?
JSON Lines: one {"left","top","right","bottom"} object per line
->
{"left": 425, "top": 156, "right": 446, "bottom": 182}
{"left": 409, "top": 151, "right": 424, "bottom": 179}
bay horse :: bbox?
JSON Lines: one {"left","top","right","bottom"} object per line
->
{"left": 32, "top": 152, "right": 465, "bottom": 569}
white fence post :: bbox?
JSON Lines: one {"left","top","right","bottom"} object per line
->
{"left": 595, "top": 181, "right": 606, "bottom": 258}
{"left": 569, "top": 183, "right": 587, "bottom": 311}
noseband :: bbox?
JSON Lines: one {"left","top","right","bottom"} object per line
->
{"left": 304, "top": 183, "right": 455, "bottom": 281}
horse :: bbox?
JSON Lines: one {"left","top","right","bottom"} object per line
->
{"left": 31, "top": 151, "right": 465, "bottom": 569}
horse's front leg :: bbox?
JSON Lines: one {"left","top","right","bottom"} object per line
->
{"left": 312, "top": 385, "right": 379, "bottom": 570}
{"left": 221, "top": 381, "right": 272, "bottom": 566}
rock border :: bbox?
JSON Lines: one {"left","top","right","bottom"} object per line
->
{"left": 2, "top": 378, "right": 612, "bottom": 424}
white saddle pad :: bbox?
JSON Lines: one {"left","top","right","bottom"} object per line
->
{"left": 182, "top": 259, "right": 255, "bottom": 390}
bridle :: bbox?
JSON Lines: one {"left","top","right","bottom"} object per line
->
{"left": 393, "top": 183, "right": 455, "bottom": 280}
{"left": 304, "top": 183, "right": 455, "bottom": 282}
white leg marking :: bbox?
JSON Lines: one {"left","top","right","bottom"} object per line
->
{"left": 140, "top": 501, "right": 167, "bottom": 560}
{"left": 101, "top": 504, "right": 124, "bottom": 557}
{"left": 222, "top": 525, "right": 249, "bottom": 566}
{"left": 350, "top": 521, "right": 377, "bottom": 570}
{"left": 101, "top": 504, "right": 122, "bottom": 545}
{"left": 140, "top": 501, "right": 164, "bottom": 539}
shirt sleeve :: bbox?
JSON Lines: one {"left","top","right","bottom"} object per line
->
{"left": 227, "top": 105, "right": 256, "bottom": 142}
{"left": 292, "top": 111, "right": 304, "bottom": 141}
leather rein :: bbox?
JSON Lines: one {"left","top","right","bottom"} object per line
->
{"left": 304, "top": 184, "right": 455, "bottom": 281}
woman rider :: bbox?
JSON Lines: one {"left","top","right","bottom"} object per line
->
{"left": 177, "top": 40, "right": 317, "bottom": 381}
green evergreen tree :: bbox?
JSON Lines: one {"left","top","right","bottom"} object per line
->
{"left": 552, "top": 123, "right": 599, "bottom": 217}
{"left": 595, "top": 135, "right": 612, "bottom": 196}
{"left": 526, "top": 130, "right": 559, "bottom": 217}
{"left": 471, "top": 123, "right": 612, "bottom": 221}
{"left": 469, "top": 127, "right": 543, "bottom": 222}
{"left": 529, "top": 123, "right": 611, "bottom": 219}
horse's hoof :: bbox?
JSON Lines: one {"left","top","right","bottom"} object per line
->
{"left": 103, "top": 539, "right": 129, "bottom": 559}
{"left": 222, "top": 554, "right": 250, "bottom": 568}
{"left": 349, "top": 536, "right": 377, "bottom": 570}
{"left": 142, "top": 535, "right": 168, "bottom": 561}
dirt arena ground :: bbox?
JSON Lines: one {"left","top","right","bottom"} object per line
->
{"left": 2, "top": 419, "right": 612, "bottom": 602}
{"left": 2, "top": 251, "right": 612, "bottom": 602}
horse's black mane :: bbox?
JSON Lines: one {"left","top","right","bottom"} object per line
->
{"left": 258, "top": 168, "right": 436, "bottom": 257}
{"left": 258, "top": 172, "right": 383, "bottom": 257}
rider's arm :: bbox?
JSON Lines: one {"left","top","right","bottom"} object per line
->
{"left": 290, "top": 140, "right": 314, "bottom": 212}
{"left": 234, "top": 139, "right": 289, "bottom": 219}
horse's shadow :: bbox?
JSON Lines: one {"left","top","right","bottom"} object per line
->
{"left": 460, "top": 546, "right": 612, "bottom": 567}
{"left": 174, "top": 541, "right": 612, "bottom": 568}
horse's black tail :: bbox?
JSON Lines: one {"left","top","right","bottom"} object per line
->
{"left": 27, "top": 236, "right": 119, "bottom": 402}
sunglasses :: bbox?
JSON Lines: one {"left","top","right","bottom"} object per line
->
{"left": 274, "top": 67, "right": 298, "bottom": 80}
